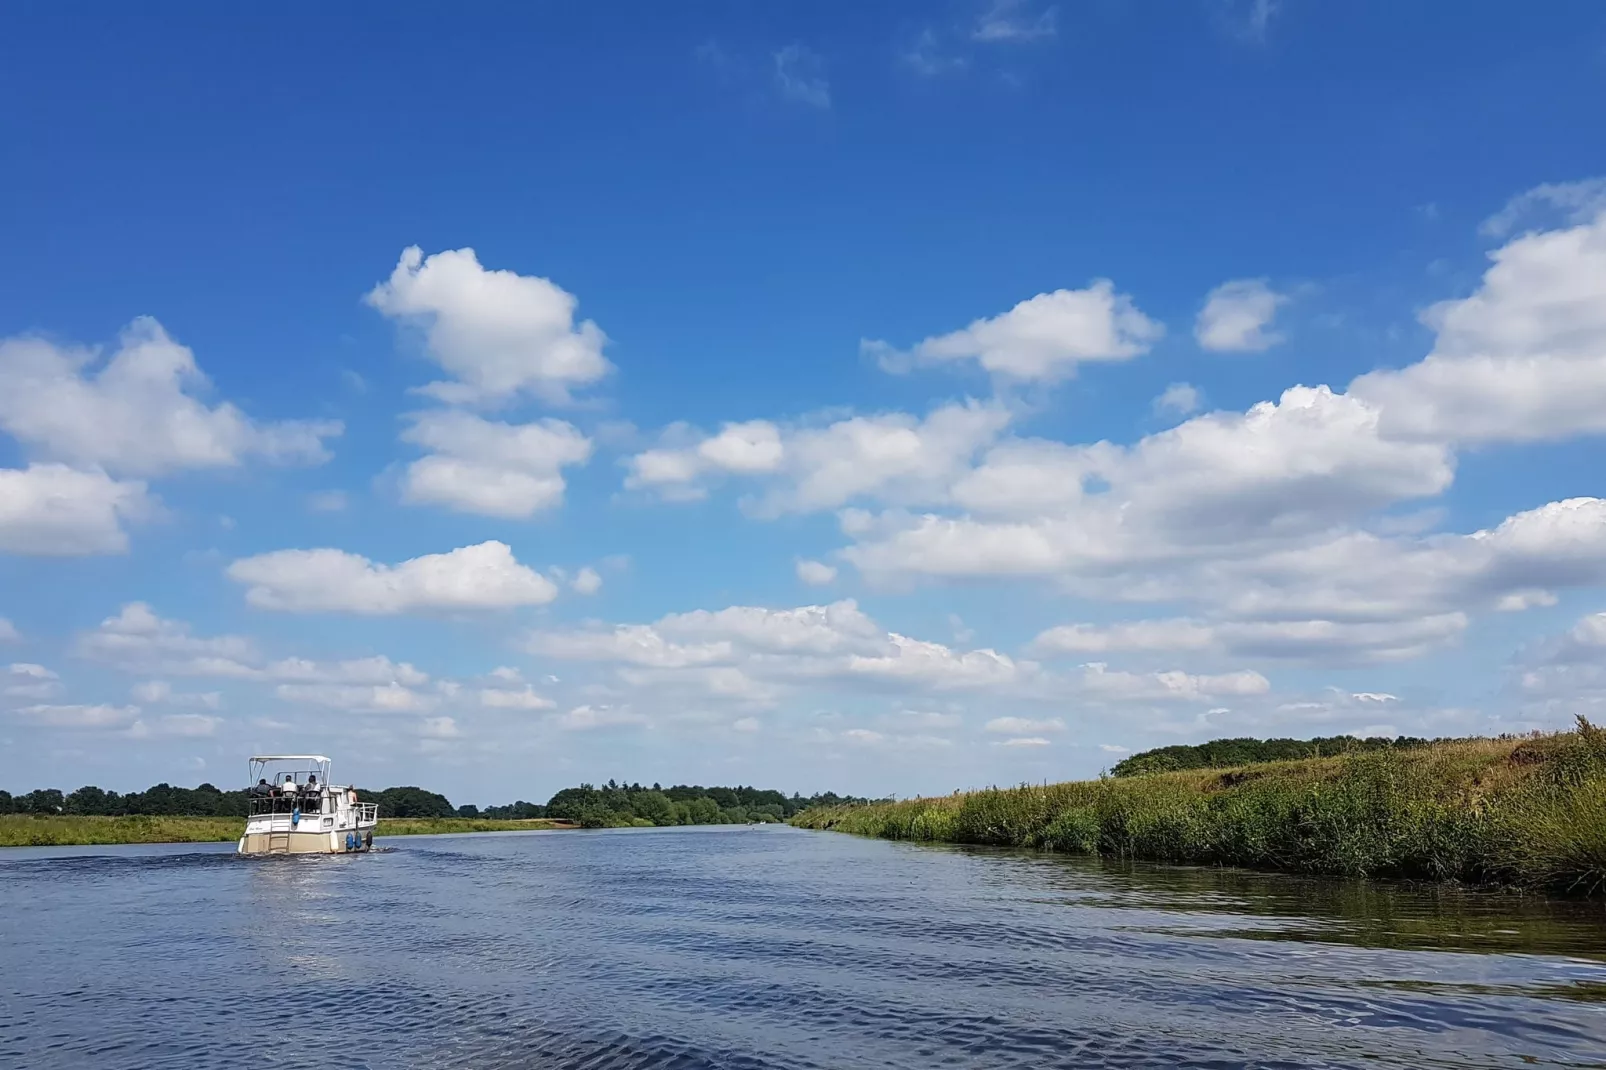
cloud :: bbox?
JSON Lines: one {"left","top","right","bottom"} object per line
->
{"left": 1153, "top": 382, "right": 1202, "bottom": 416}
{"left": 625, "top": 419, "right": 784, "bottom": 499}
{"left": 1195, "top": 278, "right": 1288, "bottom": 352}
{"left": 796, "top": 559, "right": 838, "bottom": 586}
{"left": 1219, "top": 0, "right": 1280, "bottom": 44}
{"left": 266, "top": 655, "right": 429, "bottom": 686}
{"left": 571, "top": 567, "right": 603, "bottom": 595}
{"left": 307, "top": 490, "right": 348, "bottom": 512}
{"left": 77, "top": 603, "right": 260, "bottom": 676}
{"left": 1350, "top": 206, "right": 1606, "bottom": 444}
{"left": 627, "top": 401, "right": 1011, "bottom": 513}
{"left": 1479, "top": 177, "right": 1606, "bottom": 238}
{"left": 479, "top": 686, "right": 556, "bottom": 710}
{"left": 753, "top": 204, "right": 1606, "bottom": 676}
{"left": 552, "top": 704, "right": 648, "bottom": 731}
{"left": 523, "top": 597, "right": 1273, "bottom": 729}
{"left": 1031, "top": 613, "right": 1470, "bottom": 665}
{"left": 866, "top": 281, "right": 1161, "bottom": 382}
{"left": 773, "top": 44, "right": 830, "bottom": 108}
{"left": 851, "top": 384, "right": 1453, "bottom": 570}
{"left": 127, "top": 713, "right": 222, "bottom": 738}
{"left": 984, "top": 715, "right": 1064, "bottom": 734}
{"left": 0, "top": 618, "right": 18, "bottom": 642}
{"left": 1515, "top": 608, "right": 1606, "bottom": 720}
{"left": 4, "top": 663, "right": 61, "bottom": 700}
{"left": 128, "top": 680, "right": 222, "bottom": 708}
{"left": 275, "top": 682, "right": 434, "bottom": 713}
{"left": 227, "top": 540, "right": 558, "bottom": 615}
{"left": 973, "top": 0, "right": 1058, "bottom": 42}
{"left": 365, "top": 246, "right": 612, "bottom": 405}
{"left": 78, "top": 604, "right": 433, "bottom": 692}
{"left": 994, "top": 736, "right": 1051, "bottom": 747}
{"left": 13, "top": 703, "right": 140, "bottom": 729}
{"left": 420, "top": 716, "right": 460, "bottom": 739}
{"left": 0, "top": 319, "right": 340, "bottom": 477}
{"left": 890, "top": 709, "right": 964, "bottom": 729}
{"left": 0, "top": 464, "right": 155, "bottom": 555}
{"left": 901, "top": 28, "right": 967, "bottom": 76}
{"left": 399, "top": 410, "right": 592, "bottom": 517}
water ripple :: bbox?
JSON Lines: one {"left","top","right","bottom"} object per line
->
{"left": 2, "top": 826, "right": 1604, "bottom": 1069}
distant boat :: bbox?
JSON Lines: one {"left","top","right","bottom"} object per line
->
{"left": 237, "top": 754, "right": 378, "bottom": 856}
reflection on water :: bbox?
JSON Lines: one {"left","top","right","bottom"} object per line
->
{"left": 2, "top": 826, "right": 1603, "bottom": 1069}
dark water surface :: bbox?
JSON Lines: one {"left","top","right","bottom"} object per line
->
{"left": 2, "top": 825, "right": 1604, "bottom": 1069}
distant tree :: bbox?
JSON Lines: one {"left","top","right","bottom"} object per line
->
{"left": 65, "top": 785, "right": 112, "bottom": 814}
{"left": 25, "top": 789, "right": 65, "bottom": 813}
{"left": 631, "top": 790, "right": 676, "bottom": 826}
{"left": 361, "top": 786, "right": 455, "bottom": 818}
{"left": 1110, "top": 734, "right": 1438, "bottom": 776}
{"left": 457, "top": 804, "right": 480, "bottom": 818}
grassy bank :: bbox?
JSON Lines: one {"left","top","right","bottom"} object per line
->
{"left": 0, "top": 814, "right": 572, "bottom": 847}
{"left": 375, "top": 817, "right": 572, "bottom": 836}
{"left": 792, "top": 719, "right": 1606, "bottom": 896}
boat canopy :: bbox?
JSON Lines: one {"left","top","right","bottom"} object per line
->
{"left": 249, "top": 754, "right": 331, "bottom": 763}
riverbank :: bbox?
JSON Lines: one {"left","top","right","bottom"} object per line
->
{"left": 0, "top": 814, "right": 573, "bottom": 847}
{"left": 792, "top": 720, "right": 1606, "bottom": 895}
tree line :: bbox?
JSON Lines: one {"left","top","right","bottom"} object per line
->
{"left": 1108, "top": 734, "right": 1438, "bottom": 777}
{"left": 0, "top": 780, "right": 868, "bottom": 826}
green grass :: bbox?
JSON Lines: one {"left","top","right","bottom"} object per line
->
{"left": 792, "top": 719, "right": 1606, "bottom": 896}
{"left": 0, "top": 814, "right": 243, "bottom": 847}
{"left": 0, "top": 814, "right": 572, "bottom": 847}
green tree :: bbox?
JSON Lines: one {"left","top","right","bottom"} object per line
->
{"left": 631, "top": 790, "right": 676, "bottom": 826}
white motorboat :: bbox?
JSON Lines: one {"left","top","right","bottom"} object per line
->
{"left": 237, "top": 755, "right": 379, "bottom": 856}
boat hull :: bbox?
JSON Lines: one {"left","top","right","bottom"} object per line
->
{"left": 237, "top": 827, "right": 375, "bottom": 855}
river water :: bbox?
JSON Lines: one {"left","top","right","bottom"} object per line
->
{"left": 2, "top": 825, "right": 1603, "bottom": 1069}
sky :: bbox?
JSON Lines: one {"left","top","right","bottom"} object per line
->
{"left": 4, "top": 2, "right": 1606, "bottom": 805}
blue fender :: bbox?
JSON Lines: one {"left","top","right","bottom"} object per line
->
{"left": 291, "top": 807, "right": 300, "bottom": 827}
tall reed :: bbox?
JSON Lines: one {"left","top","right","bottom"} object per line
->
{"left": 792, "top": 720, "right": 1606, "bottom": 895}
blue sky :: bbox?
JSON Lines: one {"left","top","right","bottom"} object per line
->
{"left": 4, "top": 2, "right": 1606, "bottom": 805}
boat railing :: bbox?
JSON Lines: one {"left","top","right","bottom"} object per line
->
{"left": 246, "top": 797, "right": 380, "bottom": 824}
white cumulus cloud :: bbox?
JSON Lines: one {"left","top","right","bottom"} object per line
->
{"left": 4, "top": 663, "right": 61, "bottom": 700}
{"left": 0, "top": 318, "right": 340, "bottom": 476}
{"left": 796, "top": 559, "right": 837, "bottom": 586}
{"left": 627, "top": 402, "right": 1011, "bottom": 513}
{"left": 0, "top": 464, "right": 155, "bottom": 555}
{"left": 1351, "top": 206, "right": 1606, "bottom": 444}
{"left": 1153, "top": 382, "right": 1202, "bottom": 416}
{"left": 227, "top": 540, "right": 559, "bottom": 615}
{"left": 1195, "top": 278, "right": 1288, "bottom": 352}
{"left": 866, "top": 281, "right": 1162, "bottom": 382}
{"left": 399, "top": 410, "right": 592, "bottom": 517}
{"left": 365, "top": 246, "right": 612, "bottom": 406}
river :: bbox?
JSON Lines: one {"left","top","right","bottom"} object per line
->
{"left": 1, "top": 825, "right": 1603, "bottom": 1068}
